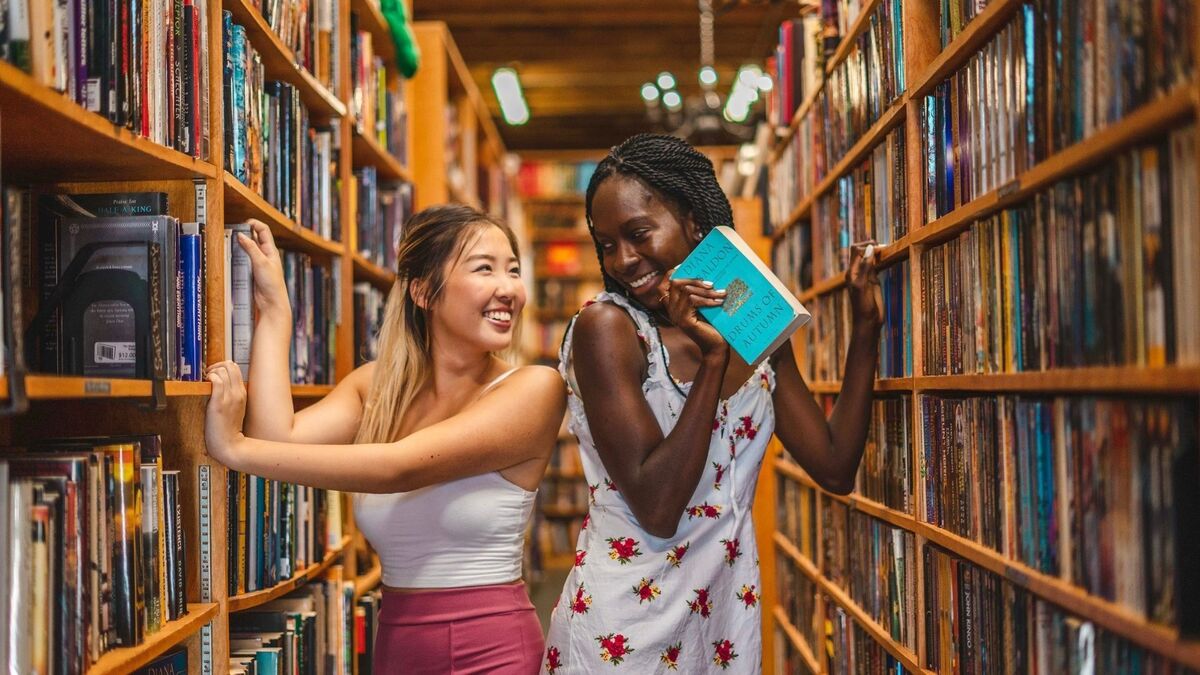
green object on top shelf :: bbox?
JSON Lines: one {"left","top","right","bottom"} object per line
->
{"left": 381, "top": 0, "right": 421, "bottom": 78}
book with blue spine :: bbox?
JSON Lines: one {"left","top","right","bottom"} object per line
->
{"left": 674, "top": 226, "right": 810, "bottom": 365}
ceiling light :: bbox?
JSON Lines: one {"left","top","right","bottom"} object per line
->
{"left": 757, "top": 75, "right": 774, "bottom": 92}
{"left": 491, "top": 67, "right": 529, "bottom": 126}
{"left": 699, "top": 66, "right": 718, "bottom": 86}
{"left": 657, "top": 72, "right": 676, "bottom": 91}
{"left": 663, "top": 90, "right": 683, "bottom": 111}
{"left": 641, "top": 82, "right": 659, "bottom": 102}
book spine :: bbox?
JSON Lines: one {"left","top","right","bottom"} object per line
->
{"left": 179, "top": 223, "right": 201, "bottom": 380}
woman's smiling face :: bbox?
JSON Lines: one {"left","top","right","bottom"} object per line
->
{"left": 589, "top": 175, "right": 701, "bottom": 310}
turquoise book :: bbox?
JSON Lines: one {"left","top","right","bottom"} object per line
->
{"left": 674, "top": 226, "right": 810, "bottom": 365}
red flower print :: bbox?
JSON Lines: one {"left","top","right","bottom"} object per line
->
{"left": 712, "top": 640, "right": 739, "bottom": 668}
{"left": 737, "top": 584, "right": 759, "bottom": 608}
{"left": 606, "top": 537, "right": 642, "bottom": 564}
{"left": 570, "top": 583, "right": 593, "bottom": 615}
{"left": 721, "top": 538, "right": 742, "bottom": 567}
{"left": 759, "top": 371, "right": 771, "bottom": 389}
{"left": 581, "top": 513, "right": 590, "bottom": 530}
{"left": 732, "top": 415, "right": 758, "bottom": 440}
{"left": 666, "top": 542, "right": 690, "bottom": 568}
{"left": 687, "top": 587, "right": 713, "bottom": 618}
{"left": 686, "top": 502, "right": 722, "bottom": 520}
{"left": 545, "top": 646, "right": 563, "bottom": 673}
{"left": 596, "top": 633, "right": 635, "bottom": 665}
{"left": 574, "top": 550, "right": 587, "bottom": 567}
{"left": 660, "top": 641, "right": 682, "bottom": 670}
{"left": 712, "top": 461, "right": 727, "bottom": 490}
{"left": 631, "top": 577, "right": 661, "bottom": 604}
{"left": 588, "top": 483, "right": 599, "bottom": 504}
{"left": 604, "top": 477, "right": 619, "bottom": 492}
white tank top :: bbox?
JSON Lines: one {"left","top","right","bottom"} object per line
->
{"left": 352, "top": 369, "right": 538, "bottom": 588}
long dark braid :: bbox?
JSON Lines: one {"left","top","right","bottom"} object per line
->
{"left": 584, "top": 134, "right": 734, "bottom": 297}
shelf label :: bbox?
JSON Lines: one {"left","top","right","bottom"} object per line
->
{"left": 198, "top": 464, "right": 214, "bottom": 674}
{"left": 998, "top": 179, "right": 1021, "bottom": 198}
{"left": 83, "top": 380, "right": 111, "bottom": 395}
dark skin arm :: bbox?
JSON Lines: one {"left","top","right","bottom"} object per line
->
{"left": 771, "top": 246, "right": 883, "bottom": 495}
{"left": 572, "top": 277, "right": 729, "bottom": 539}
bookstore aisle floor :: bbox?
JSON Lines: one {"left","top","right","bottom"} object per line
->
{"left": 3, "top": 0, "right": 1200, "bottom": 672}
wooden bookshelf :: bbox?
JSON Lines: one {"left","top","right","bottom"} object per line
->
{"left": 290, "top": 384, "right": 337, "bottom": 398}
{"left": 353, "top": 559, "right": 383, "bottom": 600}
{"left": 761, "top": 1, "right": 1200, "bottom": 673}
{"left": 350, "top": 0, "right": 397, "bottom": 64}
{"left": 0, "top": 61, "right": 219, "bottom": 183}
{"left": 223, "top": 172, "right": 345, "bottom": 257}
{"left": 352, "top": 252, "right": 398, "bottom": 289}
{"left": 772, "top": 605, "right": 822, "bottom": 674}
{"left": 227, "top": 535, "right": 352, "bottom": 612}
{"left": 222, "top": 0, "right": 347, "bottom": 120}
{"left": 351, "top": 126, "right": 414, "bottom": 182}
{"left": 87, "top": 603, "right": 220, "bottom": 675}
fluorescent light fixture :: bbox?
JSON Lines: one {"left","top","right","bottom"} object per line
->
{"left": 699, "top": 66, "right": 718, "bottom": 86}
{"left": 757, "top": 74, "right": 774, "bottom": 92}
{"left": 491, "top": 67, "right": 530, "bottom": 126}
{"left": 724, "top": 64, "right": 763, "bottom": 122}
{"left": 663, "top": 90, "right": 683, "bottom": 111}
{"left": 641, "top": 82, "right": 659, "bottom": 102}
{"left": 657, "top": 71, "right": 676, "bottom": 91}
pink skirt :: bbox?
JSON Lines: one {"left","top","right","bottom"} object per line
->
{"left": 373, "top": 582, "right": 543, "bottom": 674}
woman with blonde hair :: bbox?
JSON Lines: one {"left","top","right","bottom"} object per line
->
{"left": 205, "top": 204, "right": 565, "bottom": 673}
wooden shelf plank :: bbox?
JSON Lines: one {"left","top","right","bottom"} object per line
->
{"left": 772, "top": 95, "right": 908, "bottom": 243}
{"left": 913, "top": 85, "right": 1196, "bottom": 248}
{"left": 349, "top": 0, "right": 397, "bottom": 65}
{"left": 772, "top": 605, "right": 823, "bottom": 675}
{"left": 351, "top": 126, "right": 413, "bottom": 182}
{"left": 541, "top": 505, "right": 587, "bottom": 519}
{"left": 88, "top": 603, "right": 219, "bottom": 674}
{"left": 915, "top": 366, "right": 1200, "bottom": 393}
{"left": 775, "top": 462, "right": 917, "bottom": 529}
{"left": 223, "top": 172, "right": 345, "bottom": 257}
{"left": 910, "top": 0, "right": 1025, "bottom": 98}
{"left": 223, "top": 0, "right": 347, "bottom": 120}
{"left": 780, "top": 533, "right": 929, "bottom": 673}
{"left": 805, "top": 377, "right": 914, "bottom": 394}
{"left": 918, "top": 524, "right": 1200, "bottom": 672}
{"left": 771, "top": 86, "right": 824, "bottom": 165}
{"left": 0, "top": 375, "right": 209, "bottom": 400}
{"left": 448, "top": 182, "right": 482, "bottom": 210}
{"left": 825, "top": 0, "right": 889, "bottom": 77}
{"left": 538, "top": 552, "right": 578, "bottom": 571}
{"left": 290, "top": 384, "right": 335, "bottom": 398}
{"left": 228, "top": 535, "right": 351, "bottom": 612}
{"left": 354, "top": 561, "right": 383, "bottom": 599}
{"left": 352, "top": 253, "right": 398, "bottom": 290}
{"left": 769, "top": 195, "right": 815, "bottom": 241}
{"left": 0, "top": 61, "right": 218, "bottom": 182}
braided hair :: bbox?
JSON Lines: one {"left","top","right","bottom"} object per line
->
{"left": 584, "top": 133, "right": 733, "bottom": 297}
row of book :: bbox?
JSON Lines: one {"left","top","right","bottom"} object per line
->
{"left": 350, "top": 23, "right": 407, "bottom": 163}
{"left": 770, "top": 220, "right": 812, "bottom": 295}
{"left": 249, "top": 0, "right": 341, "bottom": 95}
{"left": 824, "top": 603, "right": 913, "bottom": 675}
{"left": 352, "top": 283, "right": 385, "bottom": 367}
{"left": 529, "top": 320, "right": 570, "bottom": 362}
{"left": 1, "top": 435, "right": 187, "bottom": 673}
{"left": 767, "top": 116, "right": 814, "bottom": 231}
{"left": 817, "top": 0, "right": 905, "bottom": 169}
{"left": 921, "top": 6, "right": 1037, "bottom": 221}
{"left": 924, "top": 545, "right": 1196, "bottom": 673}
{"left": 537, "top": 277, "right": 603, "bottom": 318}
{"left": 1, "top": 0, "right": 213, "bottom": 159}
{"left": 939, "top": 0, "right": 994, "bottom": 48}
{"left": 922, "top": 127, "right": 1200, "bottom": 374}
{"left": 224, "top": 471, "right": 342, "bottom": 595}
{"left": 920, "top": 394, "right": 1199, "bottom": 630}
{"left": 530, "top": 440, "right": 587, "bottom": 572}
{"left": 31, "top": 190, "right": 205, "bottom": 382}
{"left": 774, "top": 552, "right": 820, "bottom": 660}
{"left": 767, "top": 14, "right": 823, "bottom": 130}
{"left": 812, "top": 125, "right": 907, "bottom": 282}
{"left": 227, "top": 570, "right": 361, "bottom": 674}
{"left": 856, "top": 395, "right": 913, "bottom": 513}
{"left": 776, "top": 470, "right": 818, "bottom": 559}
{"left": 353, "top": 168, "right": 411, "bottom": 271}
{"left": 516, "top": 161, "right": 597, "bottom": 199}
{"left": 224, "top": 13, "right": 342, "bottom": 242}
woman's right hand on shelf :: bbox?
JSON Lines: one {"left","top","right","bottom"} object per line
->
{"left": 657, "top": 268, "right": 729, "bottom": 358}
{"left": 237, "top": 219, "right": 291, "bottom": 321}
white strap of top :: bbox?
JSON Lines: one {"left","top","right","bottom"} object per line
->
{"left": 479, "top": 368, "right": 520, "bottom": 397}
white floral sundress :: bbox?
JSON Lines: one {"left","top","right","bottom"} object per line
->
{"left": 543, "top": 292, "right": 775, "bottom": 674}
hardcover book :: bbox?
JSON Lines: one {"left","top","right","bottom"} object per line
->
{"left": 674, "top": 226, "right": 810, "bottom": 365}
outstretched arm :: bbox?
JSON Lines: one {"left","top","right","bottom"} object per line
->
{"left": 771, "top": 247, "right": 882, "bottom": 494}
{"left": 205, "top": 361, "right": 566, "bottom": 492}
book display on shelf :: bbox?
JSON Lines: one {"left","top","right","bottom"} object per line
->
{"left": 0, "top": 0, "right": 461, "bottom": 670}
{"left": 762, "top": 0, "right": 1200, "bottom": 672}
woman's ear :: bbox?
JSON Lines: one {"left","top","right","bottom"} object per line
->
{"left": 685, "top": 214, "right": 705, "bottom": 244}
{"left": 409, "top": 278, "right": 431, "bottom": 309}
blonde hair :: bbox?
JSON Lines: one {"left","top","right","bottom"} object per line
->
{"left": 355, "top": 205, "right": 522, "bottom": 444}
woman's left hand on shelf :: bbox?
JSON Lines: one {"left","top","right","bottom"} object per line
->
{"left": 205, "top": 360, "right": 249, "bottom": 467}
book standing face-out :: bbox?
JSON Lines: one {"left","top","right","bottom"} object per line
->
{"left": 674, "top": 226, "right": 810, "bottom": 365}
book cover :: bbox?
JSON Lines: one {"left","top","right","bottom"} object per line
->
{"left": 674, "top": 226, "right": 810, "bottom": 365}
{"left": 132, "top": 646, "right": 188, "bottom": 674}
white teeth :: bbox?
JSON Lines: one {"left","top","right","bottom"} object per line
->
{"left": 629, "top": 272, "right": 657, "bottom": 289}
{"left": 484, "top": 311, "right": 512, "bottom": 322}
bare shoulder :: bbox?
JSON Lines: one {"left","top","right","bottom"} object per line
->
{"left": 492, "top": 364, "right": 565, "bottom": 399}
{"left": 573, "top": 301, "right": 642, "bottom": 359}
{"left": 343, "top": 361, "right": 376, "bottom": 397}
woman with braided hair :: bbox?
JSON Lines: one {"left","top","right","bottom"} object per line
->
{"left": 542, "top": 134, "right": 881, "bottom": 673}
